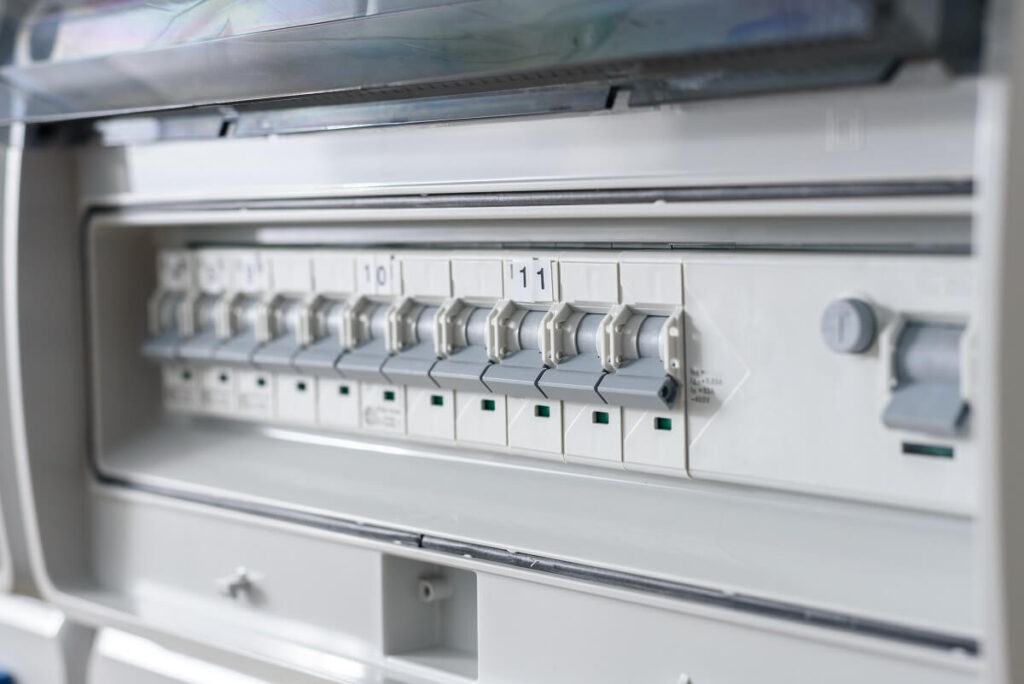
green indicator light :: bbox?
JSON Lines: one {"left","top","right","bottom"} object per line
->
{"left": 654, "top": 417, "right": 672, "bottom": 431}
{"left": 481, "top": 399, "right": 496, "bottom": 411}
{"left": 383, "top": 390, "right": 396, "bottom": 401}
{"left": 535, "top": 405, "right": 551, "bottom": 418}
{"left": 431, "top": 395, "right": 444, "bottom": 407}
{"left": 902, "top": 443, "right": 954, "bottom": 458}
{"left": 339, "top": 385, "right": 350, "bottom": 395}
{"left": 592, "top": 411, "right": 610, "bottom": 425}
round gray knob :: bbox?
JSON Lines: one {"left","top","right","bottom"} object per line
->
{"left": 821, "top": 298, "right": 876, "bottom": 353}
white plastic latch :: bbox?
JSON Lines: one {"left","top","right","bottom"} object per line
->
{"left": 179, "top": 292, "right": 204, "bottom": 337}
{"left": 659, "top": 307, "right": 686, "bottom": 382}
{"left": 386, "top": 297, "right": 423, "bottom": 353}
{"left": 598, "top": 304, "right": 645, "bottom": 372}
{"left": 295, "top": 294, "right": 318, "bottom": 346}
{"left": 436, "top": 298, "right": 473, "bottom": 358}
{"left": 307, "top": 295, "right": 346, "bottom": 346}
{"left": 486, "top": 299, "right": 525, "bottom": 362}
{"left": 541, "top": 302, "right": 584, "bottom": 367}
{"left": 341, "top": 296, "right": 374, "bottom": 350}
{"left": 254, "top": 294, "right": 278, "bottom": 343}
{"left": 255, "top": 294, "right": 316, "bottom": 345}
{"left": 214, "top": 293, "right": 240, "bottom": 339}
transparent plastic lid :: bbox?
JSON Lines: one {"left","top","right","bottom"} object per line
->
{"left": 0, "top": 0, "right": 981, "bottom": 125}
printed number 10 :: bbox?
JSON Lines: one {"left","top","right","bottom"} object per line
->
{"left": 365, "top": 264, "right": 387, "bottom": 287}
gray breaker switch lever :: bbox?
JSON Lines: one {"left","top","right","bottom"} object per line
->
{"left": 334, "top": 303, "right": 391, "bottom": 383}
{"left": 482, "top": 309, "right": 547, "bottom": 398}
{"left": 252, "top": 299, "right": 306, "bottom": 372}
{"left": 538, "top": 313, "right": 607, "bottom": 403}
{"left": 177, "top": 295, "right": 223, "bottom": 362}
{"left": 141, "top": 292, "right": 186, "bottom": 361}
{"left": 597, "top": 315, "right": 680, "bottom": 410}
{"left": 382, "top": 306, "right": 441, "bottom": 388}
{"left": 430, "top": 307, "right": 492, "bottom": 392}
{"left": 292, "top": 300, "right": 346, "bottom": 376}
{"left": 212, "top": 296, "right": 263, "bottom": 366}
{"left": 882, "top": 322, "right": 968, "bottom": 436}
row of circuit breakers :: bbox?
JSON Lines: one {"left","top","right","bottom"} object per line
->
{"left": 141, "top": 247, "right": 972, "bottom": 477}
{"left": 142, "top": 248, "right": 690, "bottom": 474}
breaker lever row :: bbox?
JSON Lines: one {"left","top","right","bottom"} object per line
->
{"left": 142, "top": 292, "right": 686, "bottom": 410}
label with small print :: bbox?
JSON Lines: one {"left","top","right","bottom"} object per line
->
{"left": 159, "top": 251, "right": 192, "bottom": 290}
{"left": 198, "top": 253, "right": 228, "bottom": 293}
{"left": 363, "top": 404, "right": 403, "bottom": 429}
{"left": 687, "top": 367, "right": 724, "bottom": 405}
{"left": 233, "top": 253, "right": 267, "bottom": 292}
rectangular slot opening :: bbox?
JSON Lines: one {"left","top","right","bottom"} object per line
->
{"left": 592, "top": 410, "right": 610, "bottom": 425}
{"left": 902, "top": 442, "right": 954, "bottom": 459}
{"left": 430, "top": 394, "right": 445, "bottom": 407}
{"left": 535, "top": 404, "right": 551, "bottom": 418}
{"left": 382, "top": 555, "right": 478, "bottom": 679}
{"left": 383, "top": 390, "right": 396, "bottom": 402}
{"left": 481, "top": 398, "right": 496, "bottom": 411}
{"left": 654, "top": 417, "right": 672, "bottom": 431}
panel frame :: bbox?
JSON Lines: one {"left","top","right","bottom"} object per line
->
{"left": 0, "top": 75, "right": 990, "bottom": 682}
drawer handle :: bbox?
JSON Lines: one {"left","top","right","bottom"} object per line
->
{"left": 216, "top": 566, "right": 255, "bottom": 600}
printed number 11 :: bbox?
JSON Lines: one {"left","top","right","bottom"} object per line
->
{"left": 518, "top": 266, "right": 546, "bottom": 290}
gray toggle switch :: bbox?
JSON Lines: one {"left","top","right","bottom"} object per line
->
{"left": 213, "top": 297, "right": 262, "bottom": 366}
{"left": 141, "top": 329, "right": 184, "bottom": 361}
{"left": 252, "top": 300, "right": 305, "bottom": 372}
{"left": 431, "top": 307, "right": 493, "bottom": 392}
{"left": 882, "top": 322, "right": 968, "bottom": 436}
{"left": 292, "top": 301, "right": 346, "bottom": 376}
{"left": 821, "top": 298, "right": 876, "bottom": 353}
{"left": 598, "top": 316, "right": 679, "bottom": 410}
{"left": 335, "top": 303, "right": 391, "bottom": 383}
{"left": 382, "top": 307, "right": 441, "bottom": 388}
{"left": 598, "top": 358, "right": 679, "bottom": 409}
{"left": 141, "top": 293, "right": 186, "bottom": 362}
{"left": 482, "top": 310, "right": 548, "bottom": 398}
{"left": 538, "top": 313, "right": 607, "bottom": 403}
{"left": 178, "top": 296, "right": 222, "bottom": 362}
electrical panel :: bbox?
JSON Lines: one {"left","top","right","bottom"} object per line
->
{"left": 0, "top": 7, "right": 1001, "bottom": 678}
